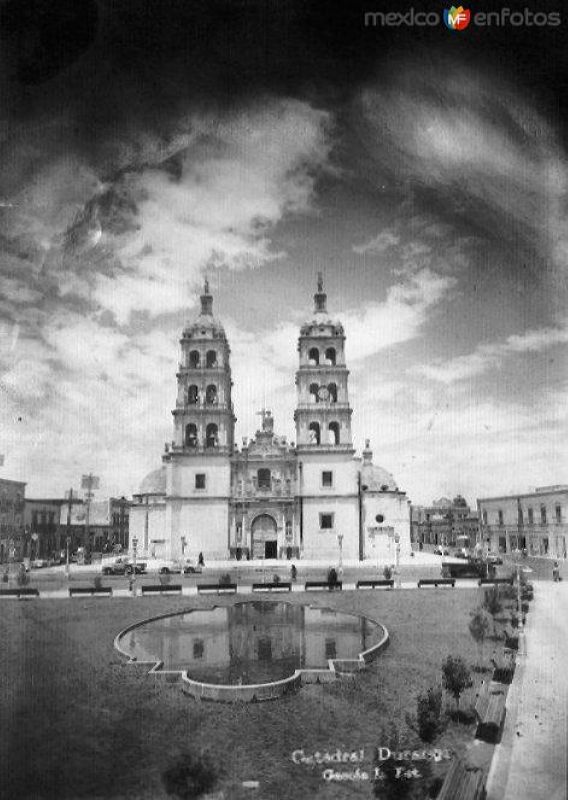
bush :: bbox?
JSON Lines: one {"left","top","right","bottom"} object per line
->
{"left": 406, "top": 686, "right": 444, "bottom": 743}
{"left": 383, "top": 565, "right": 393, "bottom": 581}
{"left": 159, "top": 572, "right": 172, "bottom": 586}
{"left": 93, "top": 575, "right": 103, "bottom": 590}
{"left": 219, "top": 573, "right": 232, "bottom": 587}
{"left": 162, "top": 751, "right": 217, "bottom": 799}
{"left": 468, "top": 608, "right": 490, "bottom": 665}
{"left": 16, "top": 567, "right": 30, "bottom": 587}
{"left": 327, "top": 567, "right": 338, "bottom": 586}
{"left": 272, "top": 573, "right": 280, "bottom": 584}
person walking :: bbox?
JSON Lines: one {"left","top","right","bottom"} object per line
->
{"left": 552, "top": 561, "right": 561, "bottom": 582}
{"left": 198, "top": 551, "right": 205, "bottom": 568}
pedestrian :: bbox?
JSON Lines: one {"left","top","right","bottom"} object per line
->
{"left": 552, "top": 561, "right": 561, "bottom": 582}
{"left": 290, "top": 564, "right": 297, "bottom": 582}
{"left": 198, "top": 551, "right": 204, "bottom": 567}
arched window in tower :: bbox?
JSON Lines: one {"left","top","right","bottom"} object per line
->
{"left": 325, "top": 347, "right": 336, "bottom": 365}
{"left": 328, "top": 383, "right": 338, "bottom": 403}
{"left": 205, "top": 385, "right": 218, "bottom": 405}
{"left": 308, "top": 347, "right": 320, "bottom": 365}
{"left": 308, "top": 422, "right": 321, "bottom": 445}
{"left": 206, "top": 350, "right": 217, "bottom": 368}
{"left": 189, "top": 350, "right": 200, "bottom": 368}
{"left": 257, "top": 468, "right": 271, "bottom": 490}
{"left": 206, "top": 423, "right": 219, "bottom": 448}
{"left": 328, "top": 422, "right": 340, "bottom": 445}
{"left": 309, "top": 382, "right": 319, "bottom": 403}
{"left": 185, "top": 424, "right": 198, "bottom": 448}
{"left": 188, "top": 385, "right": 199, "bottom": 405}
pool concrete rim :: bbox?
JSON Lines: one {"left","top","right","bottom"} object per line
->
{"left": 114, "top": 599, "right": 390, "bottom": 702}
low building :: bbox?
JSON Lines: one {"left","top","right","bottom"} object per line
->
{"left": 58, "top": 497, "right": 131, "bottom": 553}
{"left": 25, "top": 499, "right": 66, "bottom": 559}
{"left": 0, "top": 478, "right": 26, "bottom": 562}
{"left": 477, "top": 485, "right": 568, "bottom": 559}
{"left": 410, "top": 496, "right": 478, "bottom": 547}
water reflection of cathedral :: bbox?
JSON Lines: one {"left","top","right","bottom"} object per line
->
{"left": 126, "top": 603, "right": 381, "bottom": 685}
{"left": 131, "top": 276, "right": 411, "bottom": 563}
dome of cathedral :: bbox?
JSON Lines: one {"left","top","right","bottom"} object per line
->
{"left": 138, "top": 466, "right": 166, "bottom": 495}
{"left": 361, "top": 463, "right": 399, "bottom": 492}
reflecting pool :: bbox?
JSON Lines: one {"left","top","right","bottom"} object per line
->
{"left": 120, "top": 601, "right": 383, "bottom": 685}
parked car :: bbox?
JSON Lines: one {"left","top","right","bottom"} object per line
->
{"left": 30, "top": 558, "right": 49, "bottom": 569}
{"left": 442, "top": 558, "right": 487, "bottom": 579}
{"left": 485, "top": 552, "right": 503, "bottom": 565}
{"left": 159, "top": 559, "right": 202, "bottom": 575}
{"left": 433, "top": 546, "right": 450, "bottom": 556}
{"left": 102, "top": 557, "right": 147, "bottom": 576}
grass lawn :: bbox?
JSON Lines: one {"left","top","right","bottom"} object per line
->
{"left": 0, "top": 588, "right": 514, "bottom": 799}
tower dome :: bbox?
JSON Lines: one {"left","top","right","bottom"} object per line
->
{"left": 299, "top": 273, "right": 344, "bottom": 336}
{"left": 182, "top": 279, "right": 227, "bottom": 339}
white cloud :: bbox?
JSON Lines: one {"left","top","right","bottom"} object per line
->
{"left": 344, "top": 269, "right": 456, "bottom": 363}
{"left": 415, "top": 321, "right": 568, "bottom": 384}
{"left": 93, "top": 100, "right": 332, "bottom": 323}
{"left": 353, "top": 231, "right": 399, "bottom": 255}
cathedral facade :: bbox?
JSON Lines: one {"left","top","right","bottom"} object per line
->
{"left": 130, "top": 277, "right": 411, "bottom": 564}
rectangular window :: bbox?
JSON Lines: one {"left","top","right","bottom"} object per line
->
{"left": 193, "top": 640, "right": 204, "bottom": 659}
{"left": 321, "top": 471, "right": 333, "bottom": 488}
{"left": 319, "top": 513, "right": 334, "bottom": 530}
{"left": 195, "top": 474, "right": 206, "bottom": 490}
{"left": 528, "top": 507, "right": 534, "bottom": 525}
{"left": 498, "top": 509, "right": 503, "bottom": 526}
{"left": 556, "top": 505, "right": 562, "bottom": 523}
{"left": 325, "top": 639, "right": 337, "bottom": 660}
{"left": 541, "top": 506, "right": 547, "bottom": 525}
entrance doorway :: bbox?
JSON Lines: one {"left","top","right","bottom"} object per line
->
{"left": 265, "top": 540, "right": 277, "bottom": 559}
{"left": 251, "top": 514, "right": 278, "bottom": 560}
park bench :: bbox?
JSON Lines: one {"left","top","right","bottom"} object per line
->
{"left": 252, "top": 582, "right": 292, "bottom": 592}
{"left": 0, "top": 587, "right": 40, "bottom": 598}
{"left": 417, "top": 578, "right": 455, "bottom": 588}
{"left": 356, "top": 579, "right": 394, "bottom": 590}
{"left": 68, "top": 586, "right": 112, "bottom": 597}
{"left": 478, "top": 576, "right": 514, "bottom": 586}
{"left": 436, "top": 758, "right": 485, "bottom": 800}
{"left": 475, "top": 684, "right": 507, "bottom": 743}
{"left": 197, "top": 583, "right": 237, "bottom": 595}
{"left": 304, "top": 581, "right": 342, "bottom": 591}
{"left": 141, "top": 584, "right": 182, "bottom": 595}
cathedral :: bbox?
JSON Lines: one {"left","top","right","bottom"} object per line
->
{"left": 130, "top": 277, "right": 411, "bottom": 564}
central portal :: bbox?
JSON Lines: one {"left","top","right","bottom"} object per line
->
{"left": 251, "top": 514, "right": 278, "bottom": 559}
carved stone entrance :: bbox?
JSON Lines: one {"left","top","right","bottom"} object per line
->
{"left": 251, "top": 514, "right": 278, "bottom": 559}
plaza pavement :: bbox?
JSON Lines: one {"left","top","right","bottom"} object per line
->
{"left": 486, "top": 580, "right": 568, "bottom": 800}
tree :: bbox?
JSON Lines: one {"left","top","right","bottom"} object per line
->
{"left": 441, "top": 655, "right": 472, "bottom": 714}
{"left": 468, "top": 608, "right": 490, "bottom": 668}
{"left": 482, "top": 586, "right": 503, "bottom": 636}
{"left": 405, "top": 686, "right": 444, "bottom": 742}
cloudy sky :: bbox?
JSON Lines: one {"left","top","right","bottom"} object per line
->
{"left": 0, "top": 0, "right": 567, "bottom": 504}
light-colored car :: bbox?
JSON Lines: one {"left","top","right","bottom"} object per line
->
{"left": 159, "top": 559, "right": 202, "bottom": 575}
{"left": 30, "top": 558, "right": 49, "bottom": 569}
{"left": 433, "top": 546, "right": 450, "bottom": 556}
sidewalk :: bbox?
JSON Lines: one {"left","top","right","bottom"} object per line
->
{"left": 486, "top": 581, "right": 568, "bottom": 800}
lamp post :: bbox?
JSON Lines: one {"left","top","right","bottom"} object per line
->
{"left": 337, "top": 533, "right": 343, "bottom": 575}
{"left": 66, "top": 536, "right": 71, "bottom": 579}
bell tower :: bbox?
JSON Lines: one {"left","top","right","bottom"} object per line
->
{"left": 162, "top": 280, "right": 234, "bottom": 560}
{"left": 294, "top": 274, "right": 354, "bottom": 453}
{"left": 171, "top": 279, "right": 235, "bottom": 455}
